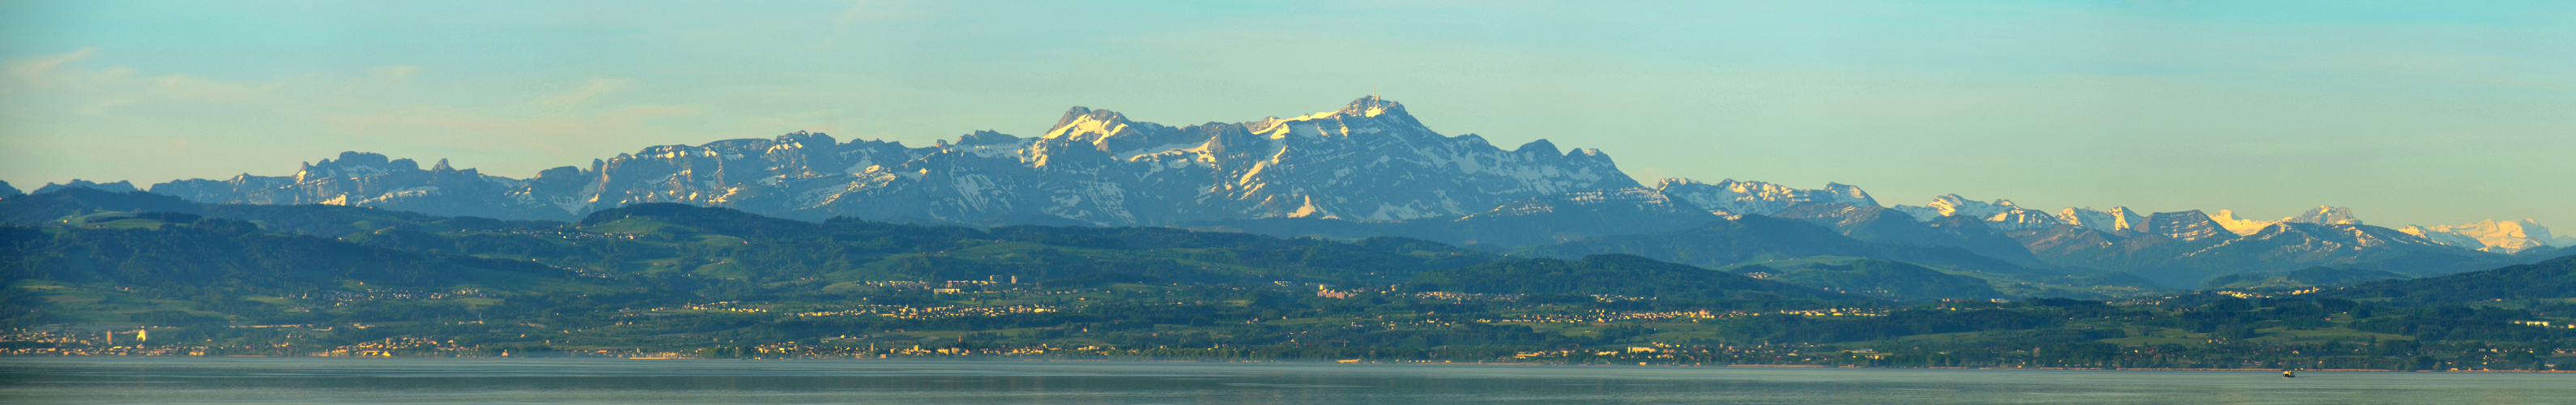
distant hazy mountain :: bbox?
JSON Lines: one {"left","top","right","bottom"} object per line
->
{"left": 1870, "top": 191, "right": 2557, "bottom": 287}
{"left": 1658, "top": 178, "right": 1877, "bottom": 216}
{"left": 1769, "top": 202, "right": 2041, "bottom": 264}
{"left": 31, "top": 179, "right": 139, "bottom": 194}
{"left": 2400, "top": 219, "right": 2569, "bottom": 254}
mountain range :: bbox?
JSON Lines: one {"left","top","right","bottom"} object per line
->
{"left": 137, "top": 96, "right": 1632, "bottom": 227}
{"left": 10, "top": 96, "right": 2567, "bottom": 289}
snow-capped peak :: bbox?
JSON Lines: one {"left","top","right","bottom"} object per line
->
{"left": 1338, "top": 94, "right": 1405, "bottom": 118}
{"left": 1043, "top": 106, "right": 1141, "bottom": 143}
{"left": 2208, "top": 209, "right": 2277, "bottom": 236}
{"left": 2283, "top": 206, "right": 2362, "bottom": 225}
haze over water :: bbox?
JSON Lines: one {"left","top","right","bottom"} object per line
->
{"left": 4, "top": 357, "right": 2569, "bottom": 404}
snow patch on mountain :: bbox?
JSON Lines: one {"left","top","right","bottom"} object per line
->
{"left": 1980, "top": 207, "right": 2064, "bottom": 231}
{"left": 2208, "top": 209, "right": 2277, "bottom": 236}
{"left": 2058, "top": 207, "right": 2146, "bottom": 232}
{"left": 1890, "top": 194, "right": 2021, "bottom": 220}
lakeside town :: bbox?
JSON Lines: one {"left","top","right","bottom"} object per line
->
{"left": 10, "top": 279, "right": 2574, "bottom": 373}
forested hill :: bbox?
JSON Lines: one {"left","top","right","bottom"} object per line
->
{"left": 1512, "top": 215, "right": 2040, "bottom": 275}
{"left": 2327, "top": 253, "right": 2576, "bottom": 305}
{"left": 1407, "top": 254, "right": 1856, "bottom": 301}
{"left": 6, "top": 193, "right": 1900, "bottom": 308}
{"left": 6, "top": 202, "right": 1502, "bottom": 291}
{"left": 0, "top": 215, "right": 558, "bottom": 294}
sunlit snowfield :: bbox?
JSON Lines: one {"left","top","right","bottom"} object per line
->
{"left": 4, "top": 357, "right": 2569, "bottom": 404}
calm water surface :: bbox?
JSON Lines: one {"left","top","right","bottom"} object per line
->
{"left": 2, "top": 357, "right": 2569, "bottom": 404}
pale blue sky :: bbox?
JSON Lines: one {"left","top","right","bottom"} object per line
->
{"left": 2, "top": 1, "right": 2569, "bottom": 228}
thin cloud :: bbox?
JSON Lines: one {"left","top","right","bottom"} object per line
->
{"left": 540, "top": 78, "right": 633, "bottom": 109}
{"left": 6, "top": 47, "right": 98, "bottom": 86}
{"left": 4, "top": 49, "right": 290, "bottom": 112}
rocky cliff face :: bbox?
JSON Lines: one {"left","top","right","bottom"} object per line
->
{"left": 2139, "top": 211, "right": 2233, "bottom": 241}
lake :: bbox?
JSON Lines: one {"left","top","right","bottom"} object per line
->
{"left": 2, "top": 357, "right": 2569, "bottom": 404}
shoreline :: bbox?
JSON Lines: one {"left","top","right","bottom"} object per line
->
{"left": 13, "top": 355, "right": 2573, "bottom": 373}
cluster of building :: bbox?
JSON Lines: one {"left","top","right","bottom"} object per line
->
{"left": 2510, "top": 320, "right": 2575, "bottom": 329}
{"left": 852, "top": 276, "right": 1022, "bottom": 293}
{"left": 1512, "top": 342, "right": 1836, "bottom": 361}
{"left": 671, "top": 301, "right": 769, "bottom": 313}
{"left": 313, "top": 337, "right": 471, "bottom": 356}
{"left": 788, "top": 305, "right": 1058, "bottom": 320}
{"left": 1475, "top": 307, "right": 1886, "bottom": 324}
{"left": 492, "top": 228, "right": 616, "bottom": 240}
{"left": 1774, "top": 308, "right": 1887, "bottom": 317}
{"left": 1482, "top": 309, "right": 1719, "bottom": 324}
{"left": 307, "top": 288, "right": 496, "bottom": 303}
{"left": 1408, "top": 292, "right": 1521, "bottom": 301}
{"left": 0, "top": 329, "right": 208, "bottom": 356}
{"left": 699, "top": 342, "right": 1111, "bottom": 359}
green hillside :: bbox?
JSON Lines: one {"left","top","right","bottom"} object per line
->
{"left": 1408, "top": 254, "right": 1856, "bottom": 301}
{"left": 3, "top": 196, "right": 2572, "bottom": 371}
{"left": 1727, "top": 259, "right": 2010, "bottom": 301}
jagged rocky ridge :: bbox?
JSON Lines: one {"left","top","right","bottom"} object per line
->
{"left": 149, "top": 97, "right": 1672, "bottom": 226}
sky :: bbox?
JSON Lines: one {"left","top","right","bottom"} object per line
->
{"left": 2, "top": 1, "right": 2570, "bottom": 229}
